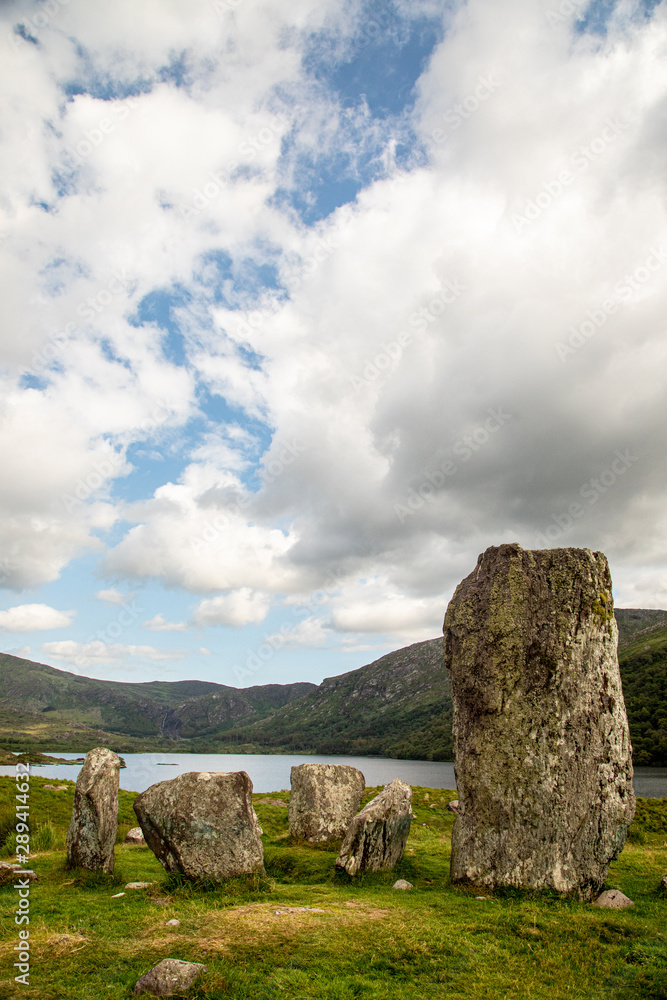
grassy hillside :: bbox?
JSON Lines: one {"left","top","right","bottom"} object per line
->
{"left": 0, "top": 776, "right": 666, "bottom": 1000}
{"left": 618, "top": 620, "right": 667, "bottom": 766}
{"left": 615, "top": 608, "right": 667, "bottom": 642}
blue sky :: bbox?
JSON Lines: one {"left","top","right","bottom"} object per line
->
{"left": 0, "top": 0, "right": 666, "bottom": 687}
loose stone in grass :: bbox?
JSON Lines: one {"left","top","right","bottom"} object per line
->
{"left": 393, "top": 879, "right": 413, "bottom": 890}
{"left": 447, "top": 800, "right": 459, "bottom": 813}
{"left": 592, "top": 889, "right": 634, "bottom": 908}
{"left": 125, "top": 882, "right": 154, "bottom": 890}
{"left": 133, "top": 958, "right": 207, "bottom": 996}
{"left": 124, "top": 827, "right": 146, "bottom": 844}
{"left": 336, "top": 778, "right": 412, "bottom": 875}
{"left": 111, "top": 892, "right": 125, "bottom": 898}
{"left": 133, "top": 770, "right": 264, "bottom": 880}
{"left": 165, "top": 919, "right": 180, "bottom": 927}
{"left": 444, "top": 544, "right": 636, "bottom": 901}
{"left": 0, "top": 863, "right": 37, "bottom": 886}
{"left": 66, "top": 747, "right": 120, "bottom": 874}
{"left": 289, "top": 763, "right": 365, "bottom": 842}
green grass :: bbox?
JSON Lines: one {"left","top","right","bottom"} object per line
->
{"left": 0, "top": 778, "right": 666, "bottom": 999}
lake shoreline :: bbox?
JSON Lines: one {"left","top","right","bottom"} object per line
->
{"left": 1, "top": 752, "right": 665, "bottom": 798}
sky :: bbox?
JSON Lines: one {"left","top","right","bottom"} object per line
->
{"left": 0, "top": 0, "right": 666, "bottom": 689}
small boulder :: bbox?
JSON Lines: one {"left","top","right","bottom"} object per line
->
{"left": 447, "top": 800, "right": 459, "bottom": 814}
{"left": 0, "top": 863, "right": 37, "bottom": 886}
{"left": 66, "top": 747, "right": 120, "bottom": 873}
{"left": 125, "top": 882, "right": 154, "bottom": 890}
{"left": 336, "top": 778, "right": 412, "bottom": 875}
{"left": 592, "top": 889, "right": 634, "bottom": 909}
{"left": 165, "top": 918, "right": 180, "bottom": 927}
{"left": 289, "top": 763, "right": 365, "bottom": 842}
{"left": 134, "top": 958, "right": 207, "bottom": 996}
{"left": 124, "top": 827, "right": 146, "bottom": 845}
{"left": 393, "top": 879, "right": 413, "bottom": 890}
{"left": 133, "top": 770, "right": 263, "bottom": 880}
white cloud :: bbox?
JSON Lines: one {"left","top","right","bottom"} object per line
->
{"left": 96, "top": 588, "right": 136, "bottom": 606}
{"left": 192, "top": 589, "right": 272, "bottom": 628}
{"left": 2, "top": 0, "right": 667, "bottom": 674}
{"left": 331, "top": 584, "right": 446, "bottom": 642}
{"left": 265, "top": 616, "right": 330, "bottom": 649}
{"left": 42, "top": 640, "right": 186, "bottom": 666}
{"left": 0, "top": 604, "right": 75, "bottom": 633}
{"left": 7, "top": 646, "right": 32, "bottom": 659}
{"left": 103, "top": 461, "right": 299, "bottom": 594}
{"left": 143, "top": 613, "right": 188, "bottom": 632}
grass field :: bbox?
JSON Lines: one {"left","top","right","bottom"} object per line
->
{"left": 1, "top": 777, "right": 666, "bottom": 999}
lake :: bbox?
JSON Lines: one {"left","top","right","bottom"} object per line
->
{"left": 1, "top": 753, "right": 666, "bottom": 797}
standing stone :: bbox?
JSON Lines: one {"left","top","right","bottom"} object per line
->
{"left": 66, "top": 747, "right": 120, "bottom": 873}
{"left": 133, "top": 771, "right": 263, "bottom": 880}
{"left": 444, "top": 543, "right": 635, "bottom": 901}
{"left": 336, "top": 778, "right": 412, "bottom": 874}
{"left": 289, "top": 763, "right": 365, "bottom": 842}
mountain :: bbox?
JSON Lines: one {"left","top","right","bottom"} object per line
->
{"left": 0, "top": 607, "right": 664, "bottom": 763}
{"left": 229, "top": 609, "right": 667, "bottom": 764}
{"left": 227, "top": 637, "right": 452, "bottom": 761}
{"left": 0, "top": 651, "right": 314, "bottom": 751}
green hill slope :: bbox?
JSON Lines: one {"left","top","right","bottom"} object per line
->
{"left": 617, "top": 619, "right": 667, "bottom": 765}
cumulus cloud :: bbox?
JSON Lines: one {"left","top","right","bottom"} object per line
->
{"left": 0, "top": 604, "right": 75, "bottom": 632}
{"left": 2, "top": 0, "right": 667, "bottom": 681}
{"left": 42, "top": 640, "right": 187, "bottom": 666}
{"left": 265, "top": 616, "right": 331, "bottom": 649}
{"left": 191, "top": 589, "right": 272, "bottom": 628}
{"left": 96, "top": 588, "right": 136, "bottom": 606}
{"left": 143, "top": 614, "right": 188, "bottom": 632}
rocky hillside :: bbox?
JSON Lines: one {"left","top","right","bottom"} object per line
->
{"left": 228, "top": 637, "right": 452, "bottom": 761}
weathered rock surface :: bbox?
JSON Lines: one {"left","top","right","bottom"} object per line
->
{"left": 125, "top": 826, "right": 146, "bottom": 844}
{"left": 133, "top": 770, "right": 263, "bottom": 880}
{"left": 66, "top": 747, "right": 120, "bottom": 873}
{"left": 447, "top": 799, "right": 459, "bottom": 813}
{"left": 289, "top": 763, "right": 365, "bottom": 842}
{"left": 393, "top": 879, "right": 413, "bottom": 890}
{"left": 444, "top": 543, "right": 635, "bottom": 901}
{"left": 592, "top": 889, "right": 634, "bottom": 909}
{"left": 133, "top": 958, "right": 207, "bottom": 995}
{"left": 336, "top": 778, "right": 412, "bottom": 874}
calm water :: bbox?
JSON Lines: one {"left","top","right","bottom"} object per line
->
{"left": 1, "top": 753, "right": 665, "bottom": 797}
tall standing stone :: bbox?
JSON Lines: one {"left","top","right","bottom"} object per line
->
{"left": 444, "top": 543, "right": 635, "bottom": 901}
{"left": 133, "top": 771, "right": 263, "bottom": 880}
{"left": 336, "top": 778, "right": 412, "bottom": 875}
{"left": 289, "top": 763, "right": 365, "bottom": 842}
{"left": 66, "top": 747, "right": 120, "bottom": 873}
